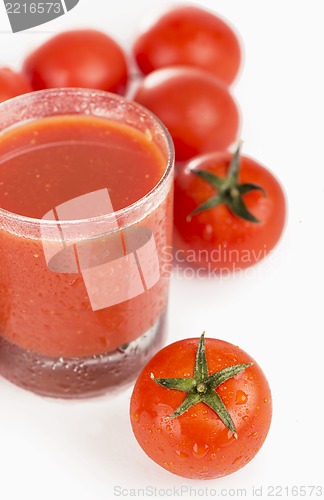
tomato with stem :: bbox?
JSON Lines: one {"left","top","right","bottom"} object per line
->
{"left": 174, "top": 146, "right": 286, "bottom": 272}
{"left": 130, "top": 333, "right": 272, "bottom": 480}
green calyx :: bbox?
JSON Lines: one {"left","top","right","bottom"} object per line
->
{"left": 189, "top": 144, "right": 266, "bottom": 223}
{"left": 151, "top": 333, "right": 252, "bottom": 438}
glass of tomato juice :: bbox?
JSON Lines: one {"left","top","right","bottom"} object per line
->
{"left": 0, "top": 88, "right": 174, "bottom": 398}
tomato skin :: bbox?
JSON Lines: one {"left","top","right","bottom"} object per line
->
{"left": 0, "top": 67, "right": 32, "bottom": 103}
{"left": 174, "top": 152, "right": 286, "bottom": 271}
{"left": 133, "top": 5, "right": 241, "bottom": 85}
{"left": 23, "top": 30, "right": 128, "bottom": 95}
{"left": 130, "top": 337, "right": 272, "bottom": 480}
{"left": 134, "top": 67, "right": 240, "bottom": 162}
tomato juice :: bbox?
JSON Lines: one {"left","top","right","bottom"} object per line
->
{"left": 0, "top": 89, "right": 174, "bottom": 397}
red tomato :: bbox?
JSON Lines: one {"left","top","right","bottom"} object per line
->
{"left": 130, "top": 333, "right": 272, "bottom": 480}
{"left": 23, "top": 30, "right": 128, "bottom": 95}
{"left": 0, "top": 67, "right": 32, "bottom": 103}
{"left": 174, "top": 149, "right": 286, "bottom": 272}
{"left": 133, "top": 5, "right": 242, "bottom": 85}
{"left": 133, "top": 67, "right": 240, "bottom": 162}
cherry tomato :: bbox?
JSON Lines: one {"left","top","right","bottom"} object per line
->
{"left": 133, "top": 67, "right": 240, "bottom": 162}
{"left": 174, "top": 148, "right": 286, "bottom": 272}
{"left": 133, "top": 5, "right": 242, "bottom": 85}
{"left": 23, "top": 29, "right": 129, "bottom": 95}
{"left": 130, "top": 333, "right": 272, "bottom": 480}
{"left": 0, "top": 67, "right": 32, "bottom": 103}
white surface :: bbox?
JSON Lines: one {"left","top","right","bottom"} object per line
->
{"left": 1, "top": 1, "right": 323, "bottom": 499}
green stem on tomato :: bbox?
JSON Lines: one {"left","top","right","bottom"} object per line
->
{"left": 188, "top": 143, "right": 266, "bottom": 223}
{"left": 151, "top": 332, "right": 252, "bottom": 438}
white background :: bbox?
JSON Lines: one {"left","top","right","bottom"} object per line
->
{"left": 1, "top": 1, "right": 323, "bottom": 499}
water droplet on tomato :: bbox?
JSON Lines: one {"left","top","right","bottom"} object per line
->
{"left": 192, "top": 442, "right": 209, "bottom": 458}
{"left": 236, "top": 390, "right": 248, "bottom": 405}
{"left": 202, "top": 223, "right": 214, "bottom": 240}
{"left": 175, "top": 450, "right": 188, "bottom": 459}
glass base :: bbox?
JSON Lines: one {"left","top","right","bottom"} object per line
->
{"left": 0, "top": 312, "right": 167, "bottom": 399}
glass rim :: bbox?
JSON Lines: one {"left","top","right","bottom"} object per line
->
{"left": 0, "top": 87, "right": 174, "bottom": 227}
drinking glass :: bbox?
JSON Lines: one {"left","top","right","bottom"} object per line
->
{"left": 0, "top": 88, "right": 174, "bottom": 398}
